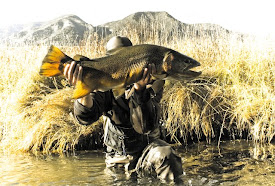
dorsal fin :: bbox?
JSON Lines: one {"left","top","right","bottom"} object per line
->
{"left": 73, "top": 54, "right": 91, "bottom": 61}
{"left": 106, "top": 47, "right": 126, "bottom": 55}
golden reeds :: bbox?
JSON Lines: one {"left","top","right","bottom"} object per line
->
{"left": 0, "top": 21, "right": 274, "bottom": 155}
{"left": 0, "top": 44, "right": 103, "bottom": 155}
{"left": 160, "top": 33, "right": 274, "bottom": 144}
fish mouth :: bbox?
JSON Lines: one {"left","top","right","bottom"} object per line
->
{"left": 184, "top": 61, "right": 202, "bottom": 78}
{"left": 184, "top": 70, "right": 202, "bottom": 77}
{"left": 168, "top": 62, "right": 201, "bottom": 81}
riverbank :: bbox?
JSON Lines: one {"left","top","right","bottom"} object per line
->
{"left": 0, "top": 27, "right": 274, "bottom": 154}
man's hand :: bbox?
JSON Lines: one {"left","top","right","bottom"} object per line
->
{"left": 63, "top": 62, "right": 93, "bottom": 108}
{"left": 64, "top": 61, "right": 83, "bottom": 86}
{"left": 134, "top": 64, "right": 156, "bottom": 92}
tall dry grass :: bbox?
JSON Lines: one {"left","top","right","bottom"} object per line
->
{"left": 161, "top": 34, "right": 274, "bottom": 144}
{"left": 0, "top": 22, "right": 274, "bottom": 155}
{"left": 0, "top": 41, "right": 104, "bottom": 155}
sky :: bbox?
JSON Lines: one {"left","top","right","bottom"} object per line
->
{"left": 1, "top": 0, "right": 274, "bottom": 37}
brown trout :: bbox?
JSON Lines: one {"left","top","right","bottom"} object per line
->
{"left": 39, "top": 44, "right": 201, "bottom": 99}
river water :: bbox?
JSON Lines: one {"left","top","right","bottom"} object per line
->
{"left": 0, "top": 140, "right": 274, "bottom": 185}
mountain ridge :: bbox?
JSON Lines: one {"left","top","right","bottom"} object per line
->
{"left": 1, "top": 11, "right": 234, "bottom": 45}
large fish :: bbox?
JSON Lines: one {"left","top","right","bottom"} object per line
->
{"left": 40, "top": 44, "right": 201, "bottom": 99}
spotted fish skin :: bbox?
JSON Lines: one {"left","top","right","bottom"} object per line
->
{"left": 40, "top": 44, "right": 201, "bottom": 99}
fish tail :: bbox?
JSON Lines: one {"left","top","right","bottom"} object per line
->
{"left": 39, "top": 45, "right": 73, "bottom": 77}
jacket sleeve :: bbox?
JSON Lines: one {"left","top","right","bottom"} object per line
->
{"left": 74, "top": 91, "right": 112, "bottom": 125}
{"left": 129, "top": 86, "right": 163, "bottom": 134}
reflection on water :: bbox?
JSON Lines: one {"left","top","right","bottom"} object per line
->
{"left": 0, "top": 151, "right": 108, "bottom": 185}
{"left": 0, "top": 140, "right": 274, "bottom": 185}
{"left": 179, "top": 140, "right": 275, "bottom": 186}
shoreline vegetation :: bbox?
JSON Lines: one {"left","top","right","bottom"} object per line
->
{"left": 0, "top": 22, "right": 274, "bottom": 155}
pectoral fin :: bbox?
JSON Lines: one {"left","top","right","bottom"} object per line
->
{"left": 151, "top": 80, "right": 165, "bottom": 93}
{"left": 112, "top": 88, "right": 126, "bottom": 99}
{"left": 151, "top": 73, "right": 167, "bottom": 80}
{"left": 166, "top": 73, "right": 191, "bottom": 81}
{"left": 73, "top": 81, "right": 92, "bottom": 99}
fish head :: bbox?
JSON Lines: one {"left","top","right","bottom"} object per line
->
{"left": 163, "top": 50, "right": 202, "bottom": 80}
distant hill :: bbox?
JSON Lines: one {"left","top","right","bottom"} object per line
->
{"left": 5, "top": 15, "right": 95, "bottom": 45}
{"left": 101, "top": 11, "right": 186, "bottom": 32}
{"left": 101, "top": 11, "right": 231, "bottom": 41}
{"left": 1, "top": 11, "right": 235, "bottom": 45}
{"left": 0, "top": 24, "right": 24, "bottom": 39}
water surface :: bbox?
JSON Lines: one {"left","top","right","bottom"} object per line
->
{"left": 0, "top": 140, "right": 274, "bottom": 185}
{"left": 179, "top": 140, "right": 275, "bottom": 185}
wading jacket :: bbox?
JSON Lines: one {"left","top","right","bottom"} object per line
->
{"left": 74, "top": 87, "right": 163, "bottom": 155}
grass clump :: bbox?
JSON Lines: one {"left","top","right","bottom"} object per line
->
{"left": 160, "top": 34, "right": 274, "bottom": 144}
{"left": 0, "top": 44, "right": 103, "bottom": 155}
{"left": 0, "top": 23, "right": 274, "bottom": 155}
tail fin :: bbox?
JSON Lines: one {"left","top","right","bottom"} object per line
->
{"left": 39, "top": 45, "right": 73, "bottom": 77}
